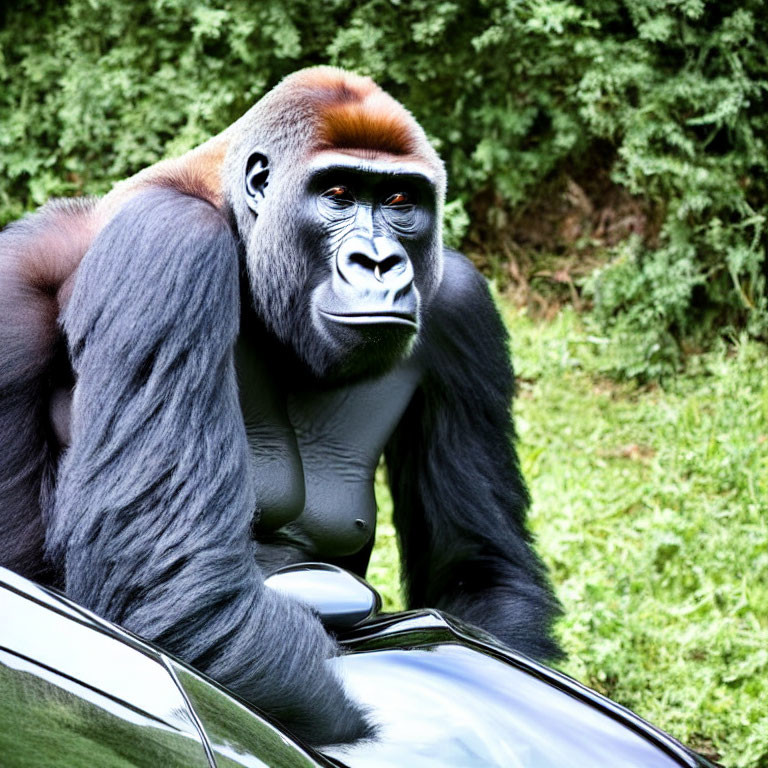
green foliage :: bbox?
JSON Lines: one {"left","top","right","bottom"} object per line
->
{"left": 583, "top": 237, "right": 705, "bottom": 380}
{"left": 1, "top": 0, "right": 766, "bottom": 375}
{"left": 575, "top": 1, "right": 768, "bottom": 378}
{"left": 374, "top": 300, "right": 768, "bottom": 767}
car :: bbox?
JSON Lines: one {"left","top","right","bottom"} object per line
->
{"left": 0, "top": 564, "right": 718, "bottom": 767}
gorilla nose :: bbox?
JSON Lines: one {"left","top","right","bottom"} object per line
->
{"left": 337, "top": 236, "right": 414, "bottom": 295}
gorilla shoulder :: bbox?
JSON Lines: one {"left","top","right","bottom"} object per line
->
{"left": 418, "top": 248, "right": 506, "bottom": 361}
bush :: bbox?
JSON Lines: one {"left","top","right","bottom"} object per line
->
{"left": 1, "top": 0, "right": 766, "bottom": 378}
{"left": 576, "top": 2, "right": 768, "bottom": 378}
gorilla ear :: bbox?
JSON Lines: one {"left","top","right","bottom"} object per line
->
{"left": 244, "top": 152, "right": 270, "bottom": 215}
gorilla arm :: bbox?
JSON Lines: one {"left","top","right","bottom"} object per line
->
{"left": 0, "top": 198, "right": 96, "bottom": 582}
{"left": 385, "top": 250, "right": 562, "bottom": 661}
{"left": 46, "top": 186, "right": 369, "bottom": 745}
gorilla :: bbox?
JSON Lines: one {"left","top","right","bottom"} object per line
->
{"left": 0, "top": 67, "right": 560, "bottom": 743}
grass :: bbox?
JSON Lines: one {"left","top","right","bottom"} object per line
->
{"left": 370, "top": 300, "right": 768, "bottom": 768}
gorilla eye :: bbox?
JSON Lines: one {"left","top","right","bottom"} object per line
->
{"left": 323, "top": 186, "right": 353, "bottom": 203}
{"left": 384, "top": 193, "right": 411, "bottom": 207}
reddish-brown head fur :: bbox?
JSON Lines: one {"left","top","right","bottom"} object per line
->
{"left": 289, "top": 68, "right": 422, "bottom": 159}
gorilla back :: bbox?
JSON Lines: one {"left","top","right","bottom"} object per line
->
{"left": 0, "top": 67, "right": 561, "bottom": 739}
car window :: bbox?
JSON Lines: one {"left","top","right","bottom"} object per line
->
{"left": 171, "top": 662, "right": 324, "bottom": 768}
{"left": 0, "top": 651, "right": 210, "bottom": 767}
{"left": 327, "top": 645, "right": 685, "bottom": 768}
{"left": 0, "top": 584, "right": 211, "bottom": 767}
{"left": 0, "top": 568, "right": 99, "bottom": 627}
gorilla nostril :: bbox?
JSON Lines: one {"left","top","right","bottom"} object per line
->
{"left": 348, "top": 253, "right": 378, "bottom": 273}
{"left": 374, "top": 256, "right": 406, "bottom": 283}
{"left": 379, "top": 255, "right": 404, "bottom": 275}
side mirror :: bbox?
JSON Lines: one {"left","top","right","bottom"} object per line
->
{"left": 264, "top": 563, "right": 381, "bottom": 630}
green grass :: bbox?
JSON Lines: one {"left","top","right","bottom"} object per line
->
{"left": 371, "top": 301, "right": 768, "bottom": 768}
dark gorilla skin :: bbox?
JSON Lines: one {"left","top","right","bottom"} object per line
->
{"left": 259, "top": 155, "right": 439, "bottom": 383}
{"left": 238, "top": 300, "right": 423, "bottom": 571}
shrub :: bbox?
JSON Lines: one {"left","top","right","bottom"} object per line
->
{"left": 1, "top": 0, "right": 765, "bottom": 378}
{"left": 576, "top": 2, "right": 768, "bottom": 378}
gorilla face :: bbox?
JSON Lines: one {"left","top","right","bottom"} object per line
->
{"left": 244, "top": 151, "right": 441, "bottom": 382}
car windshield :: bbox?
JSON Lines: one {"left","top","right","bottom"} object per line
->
{"left": 326, "top": 644, "right": 683, "bottom": 768}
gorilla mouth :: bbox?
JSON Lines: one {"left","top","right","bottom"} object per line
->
{"left": 320, "top": 310, "right": 418, "bottom": 328}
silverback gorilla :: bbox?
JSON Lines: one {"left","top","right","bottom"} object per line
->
{"left": 0, "top": 67, "right": 561, "bottom": 742}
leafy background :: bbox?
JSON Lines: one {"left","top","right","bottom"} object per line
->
{"left": 1, "top": 1, "right": 767, "bottom": 765}
{"left": 1, "top": 0, "right": 766, "bottom": 378}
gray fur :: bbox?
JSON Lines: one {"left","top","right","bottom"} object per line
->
{"left": 0, "top": 198, "right": 94, "bottom": 583}
{"left": 46, "top": 187, "right": 370, "bottom": 744}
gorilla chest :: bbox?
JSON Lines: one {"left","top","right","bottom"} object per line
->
{"left": 237, "top": 343, "right": 420, "bottom": 560}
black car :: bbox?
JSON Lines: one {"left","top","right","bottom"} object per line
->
{"left": 0, "top": 565, "right": 717, "bottom": 767}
